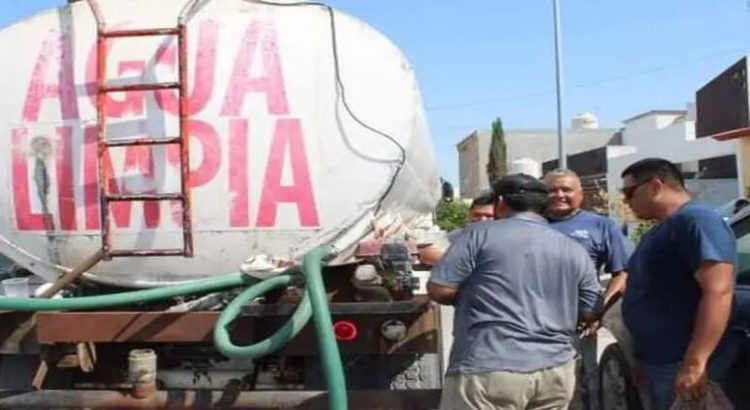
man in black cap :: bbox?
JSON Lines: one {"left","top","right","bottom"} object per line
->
{"left": 428, "top": 173, "right": 602, "bottom": 410}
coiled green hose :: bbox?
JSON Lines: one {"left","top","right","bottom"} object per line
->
{"left": 0, "top": 247, "right": 348, "bottom": 409}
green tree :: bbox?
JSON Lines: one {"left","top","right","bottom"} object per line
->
{"left": 435, "top": 199, "right": 470, "bottom": 232}
{"left": 487, "top": 117, "right": 507, "bottom": 185}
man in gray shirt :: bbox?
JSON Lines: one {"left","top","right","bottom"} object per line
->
{"left": 428, "top": 173, "right": 602, "bottom": 410}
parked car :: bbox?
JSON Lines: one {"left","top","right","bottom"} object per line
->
{"left": 715, "top": 197, "right": 750, "bottom": 220}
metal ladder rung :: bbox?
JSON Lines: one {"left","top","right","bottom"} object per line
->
{"left": 109, "top": 249, "right": 186, "bottom": 258}
{"left": 102, "top": 28, "right": 180, "bottom": 38}
{"left": 101, "top": 82, "right": 180, "bottom": 93}
{"left": 105, "top": 193, "right": 183, "bottom": 202}
{"left": 85, "top": 0, "right": 195, "bottom": 259}
{"left": 106, "top": 137, "right": 182, "bottom": 147}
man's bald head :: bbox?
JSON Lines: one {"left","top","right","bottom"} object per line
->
{"left": 544, "top": 169, "right": 584, "bottom": 218}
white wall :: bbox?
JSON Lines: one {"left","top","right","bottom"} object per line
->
{"left": 607, "top": 119, "right": 741, "bottom": 212}
{"left": 607, "top": 145, "right": 638, "bottom": 160}
{"left": 509, "top": 158, "right": 542, "bottom": 178}
{"left": 622, "top": 113, "right": 684, "bottom": 146}
{"left": 655, "top": 114, "right": 683, "bottom": 132}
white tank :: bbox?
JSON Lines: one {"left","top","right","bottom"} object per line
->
{"left": 508, "top": 158, "right": 541, "bottom": 178}
{"left": 0, "top": 0, "right": 440, "bottom": 286}
{"left": 570, "top": 112, "right": 599, "bottom": 130}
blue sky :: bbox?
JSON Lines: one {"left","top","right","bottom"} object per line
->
{"left": 3, "top": 1, "right": 750, "bottom": 185}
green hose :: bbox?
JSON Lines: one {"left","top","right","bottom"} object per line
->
{"left": 0, "top": 248, "right": 348, "bottom": 409}
{"left": 0, "top": 273, "right": 254, "bottom": 311}
{"left": 213, "top": 273, "right": 312, "bottom": 358}
{"left": 302, "top": 247, "right": 347, "bottom": 410}
{"left": 213, "top": 248, "right": 347, "bottom": 410}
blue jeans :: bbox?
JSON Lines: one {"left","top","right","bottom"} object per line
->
{"left": 642, "top": 331, "right": 742, "bottom": 410}
{"left": 642, "top": 362, "right": 679, "bottom": 410}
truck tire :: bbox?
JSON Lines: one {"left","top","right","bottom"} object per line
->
{"left": 598, "top": 344, "right": 642, "bottom": 410}
{"left": 305, "top": 353, "right": 442, "bottom": 390}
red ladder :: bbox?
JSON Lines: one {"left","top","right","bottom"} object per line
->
{"left": 84, "top": 0, "right": 201, "bottom": 259}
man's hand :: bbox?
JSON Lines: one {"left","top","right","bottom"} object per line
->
{"left": 677, "top": 260, "right": 733, "bottom": 399}
{"left": 576, "top": 320, "right": 600, "bottom": 338}
{"left": 675, "top": 360, "right": 708, "bottom": 401}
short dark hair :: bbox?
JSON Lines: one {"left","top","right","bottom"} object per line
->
{"left": 620, "top": 158, "right": 685, "bottom": 188}
{"left": 492, "top": 174, "right": 548, "bottom": 214}
{"left": 470, "top": 192, "right": 494, "bottom": 209}
{"left": 503, "top": 194, "right": 547, "bottom": 214}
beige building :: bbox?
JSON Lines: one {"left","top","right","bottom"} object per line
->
{"left": 457, "top": 113, "right": 619, "bottom": 198}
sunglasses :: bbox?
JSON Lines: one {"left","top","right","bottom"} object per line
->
{"left": 620, "top": 178, "right": 653, "bottom": 200}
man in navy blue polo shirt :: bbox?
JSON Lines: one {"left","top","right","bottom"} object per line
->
{"left": 545, "top": 169, "right": 631, "bottom": 305}
{"left": 620, "top": 158, "right": 736, "bottom": 409}
{"left": 545, "top": 169, "right": 632, "bottom": 410}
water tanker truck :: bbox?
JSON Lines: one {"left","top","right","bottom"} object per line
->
{"left": 0, "top": 1, "right": 445, "bottom": 408}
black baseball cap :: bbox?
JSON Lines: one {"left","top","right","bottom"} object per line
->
{"left": 492, "top": 173, "right": 548, "bottom": 198}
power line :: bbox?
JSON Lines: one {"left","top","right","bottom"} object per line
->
{"left": 426, "top": 48, "right": 744, "bottom": 111}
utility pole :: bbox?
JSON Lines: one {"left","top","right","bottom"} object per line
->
{"left": 553, "top": 0, "right": 566, "bottom": 169}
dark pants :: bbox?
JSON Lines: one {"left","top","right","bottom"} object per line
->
{"left": 570, "top": 335, "right": 597, "bottom": 410}
{"left": 641, "top": 331, "right": 742, "bottom": 410}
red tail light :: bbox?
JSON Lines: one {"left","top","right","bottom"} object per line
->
{"left": 332, "top": 320, "right": 358, "bottom": 342}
